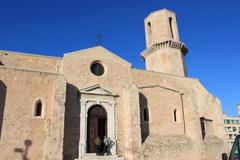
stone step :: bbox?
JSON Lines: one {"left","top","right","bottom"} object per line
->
{"left": 81, "top": 154, "right": 124, "bottom": 160}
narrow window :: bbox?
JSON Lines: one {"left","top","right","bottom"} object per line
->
{"left": 144, "top": 108, "right": 149, "bottom": 122}
{"left": 147, "top": 22, "right": 152, "bottom": 44}
{"left": 174, "top": 109, "right": 177, "bottom": 122}
{"left": 169, "top": 17, "right": 174, "bottom": 39}
{"left": 0, "top": 81, "right": 7, "bottom": 139}
{"left": 35, "top": 101, "right": 42, "bottom": 117}
{"left": 200, "top": 117, "right": 206, "bottom": 139}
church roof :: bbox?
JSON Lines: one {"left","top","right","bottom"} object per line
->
{"left": 64, "top": 46, "right": 132, "bottom": 67}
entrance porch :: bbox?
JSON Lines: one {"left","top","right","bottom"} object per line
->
{"left": 76, "top": 85, "right": 123, "bottom": 160}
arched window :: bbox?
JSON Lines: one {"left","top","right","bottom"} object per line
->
{"left": 144, "top": 108, "right": 149, "bottom": 122}
{"left": 169, "top": 17, "right": 174, "bottom": 39}
{"left": 34, "top": 100, "right": 42, "bottom": 117}
{"left": 173, "top": 109, "right": 177, "bottom": 122}
{"left": 147, "top": 22, "right": 152, "bottom": 44}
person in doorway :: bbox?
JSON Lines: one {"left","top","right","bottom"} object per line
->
{"left": 95, "top": 137, "right": 101, "bottom": 156}
{"left": 103, "top": 136, "right": 108, "bottom": 155}
{"left": 106, "top": 137, "right": 115, "bottom": 155}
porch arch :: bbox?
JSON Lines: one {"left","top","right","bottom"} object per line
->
{"left": 87, "top": 105, "right": 107, "bottom": 153}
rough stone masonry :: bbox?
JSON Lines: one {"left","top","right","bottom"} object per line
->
{"left": 0, "top": 9, "right": 227, "bottom": 160}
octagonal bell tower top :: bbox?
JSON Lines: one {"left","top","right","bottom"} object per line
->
{"left": 144, "top": 9, "right": 180, "bottom": 48}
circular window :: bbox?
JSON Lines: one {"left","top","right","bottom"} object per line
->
{"left": 90, "top": 62, "right": 105, "bottom": 76}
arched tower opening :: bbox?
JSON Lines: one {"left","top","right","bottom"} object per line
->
{"left": 147, "top": 22, "right": 152, "bottom": 45}
{"left": 169, "top": 17, "right": 174, "bottom": 39}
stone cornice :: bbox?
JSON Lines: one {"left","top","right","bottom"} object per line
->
{"left": 141, "top": 40, "right": 188, "bottom": 61}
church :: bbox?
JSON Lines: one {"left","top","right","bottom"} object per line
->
{"left": 0, "top": 9, "right": 227, "bottom": 160}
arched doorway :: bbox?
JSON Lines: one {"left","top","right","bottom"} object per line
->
{"left": 87, "top": 105, "right": 107, "bottom": 153}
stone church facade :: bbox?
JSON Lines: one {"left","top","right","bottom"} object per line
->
{"left": 0, "top": 9, "right": 227, "bottom": 160}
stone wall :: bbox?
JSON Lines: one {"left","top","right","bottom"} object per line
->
{"left": 0, "top": 50, "right": 62, "bottom": 73}
{"left": 192, "top": 80, "right": 228, "bottom": 160}
{"left": 43, "top": 75, "right": 66, "bottom": 160}
{"left": 0, "top": 66, "right": 66, "bottom": 160}
{"left": 138, "top": 87, "right": 184, "bottom": 136}
{"left": 131, "top": 68, "right": 227, "bottom": 160}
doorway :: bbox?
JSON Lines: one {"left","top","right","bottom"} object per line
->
{"left": 87, "top": 105, "right": 107, "bottom": 153}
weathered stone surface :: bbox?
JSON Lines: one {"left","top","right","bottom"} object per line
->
{"left": 142, "top": 9, "right": 187, "bottom": 76}
{"left": 142, "top": 135, "right": 198, "bottom": 160}
{"left": 0, "top": 67, "right": 66, "bottom": 160}
{"left": 0, "top": 8, "right": 227, "bottom": 160}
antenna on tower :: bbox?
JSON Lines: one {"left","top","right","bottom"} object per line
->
{"left": 96, "top": 33, "right": 104, "bottom": 46}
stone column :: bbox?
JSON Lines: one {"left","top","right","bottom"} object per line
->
{"left": 79, "top": 99, "right": 87, "bottom": 159}
{"left": 106, "top": 102, "right": 116, "bottom": 155}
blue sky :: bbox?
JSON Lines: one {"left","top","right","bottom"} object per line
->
{"left": 0, "top": 0, "right": 239, "bottom": 116}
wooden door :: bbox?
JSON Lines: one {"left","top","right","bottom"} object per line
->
{"left": 88, "top": 117, "right": 98, "bottom": 153}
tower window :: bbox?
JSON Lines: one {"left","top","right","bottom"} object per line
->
{"left": 147, "top": 22, "right": 152, "bottom": 44}
{"left": 143, "top": 108, "right": 149, "bottom": 122}
{"left": 169, "top": 17, "right": 174, "bottom": 39}
{"left": 34, "top": 100, "right": 43, "bottom": 117}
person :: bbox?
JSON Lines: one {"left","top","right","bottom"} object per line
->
{"left": 103, "top": 136, "right": 108, "bottom": 155}
{"left": 106, "top": 137, "right": 115, "bottom": 156}
{"left": 95, "top": 137, "right": 101, "bottom": 156}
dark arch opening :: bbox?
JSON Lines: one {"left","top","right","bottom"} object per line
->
{"left": 169, "top": 17, "right": 174, "bottom": 39}
{"left": 147, "top": 22, "right": 152, "bottom": 44}
{"left": 0, "top": 61, "right": 3, "bottom": 66}
{"left": 139, "top": 92, "right": 149, "bottom": 143}
{"left": 0, "top": 80, "right": 7, "bottom": 139}
{"left": 200, "top": 117, "right": 206, "bottom": 140}
{"left": 87, "top": 105, "right": 107, "bottom": 153}
{"left": 144, "top": 108, "right": 149, "bottom": 122}
{"left": 34, "top": 100, "right": 42, "bottom": 117}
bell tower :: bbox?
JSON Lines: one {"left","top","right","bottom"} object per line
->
{"left": 141, "top": 9, "right": 188, "bottom": 77}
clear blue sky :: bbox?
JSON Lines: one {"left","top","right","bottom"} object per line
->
{"left": 0, "top": 0, "right": 239, "bottom": 116}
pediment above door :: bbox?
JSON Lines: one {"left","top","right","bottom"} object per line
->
{"left": 79, "top": 84, "right": 117, "bottom": 97}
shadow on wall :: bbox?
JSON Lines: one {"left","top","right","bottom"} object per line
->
{"left": 139, "top": 92, "right": 149, "bottom": 144}
{"left": 63, "top": 83, "right": 81, "bottom": 160}
{"left": 14, "top": 139, "right": 32, "bottom": 160}
{"left": 0, "top": 80, "right": 7, "bottom": 138}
